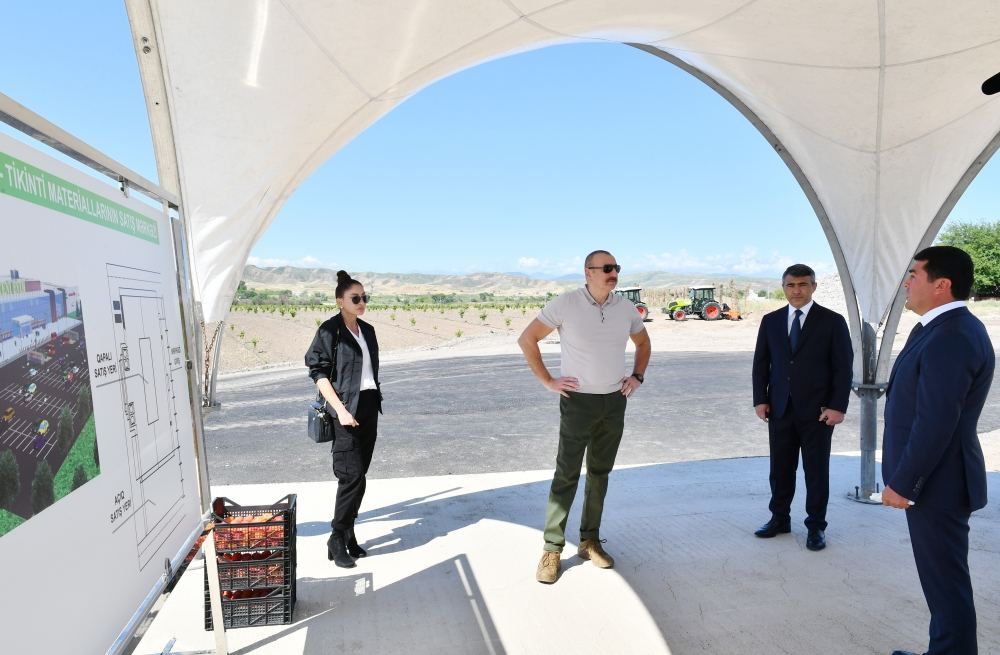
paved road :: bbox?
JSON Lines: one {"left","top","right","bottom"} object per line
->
{"left": 203, "top": 351, "right": 1000, "bottom": 485}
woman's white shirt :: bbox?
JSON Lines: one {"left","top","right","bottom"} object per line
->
{"left": 349, "top": 326, "right": 378, "bottom": 391}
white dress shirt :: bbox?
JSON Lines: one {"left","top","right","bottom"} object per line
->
{"left": 919, "top": 300, "right": 967, "bottom": 326}
{"left": 787, "top": 300, "right": 814, "bottom": 334}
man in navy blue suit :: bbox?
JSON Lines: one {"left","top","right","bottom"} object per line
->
{"left": 883, "top": 246, "right": 995, "bottom": 655}
{"left": 752, "top": 264, "right": 853, "bottom": 550}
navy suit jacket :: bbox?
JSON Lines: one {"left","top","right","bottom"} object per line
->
{"left": 752, "top": 302, "right": 853, "bottom": 420}
{"left": 883, "top": 307, "right": 995, "bottom": 511}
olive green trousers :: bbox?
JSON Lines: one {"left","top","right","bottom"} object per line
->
{"left": 542, "top": 391, "right": 627, "bottom": 553}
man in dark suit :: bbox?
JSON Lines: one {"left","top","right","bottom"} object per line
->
{"left": 882, "top": 246, "right": 995, "bottom": 655}
{"left": 752, "top": 264, "right": 853, "bottom": 550}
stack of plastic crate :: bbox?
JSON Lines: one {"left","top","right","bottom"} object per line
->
{"left": 204, "top": 494, "right": 297, "bottom": 630}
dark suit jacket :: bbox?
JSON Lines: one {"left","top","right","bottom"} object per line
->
{"left": 883, "top": 307, "right": 994, "bottom": 511}
{"left": 752, "top": 302, "right": 853, "bottom": 420}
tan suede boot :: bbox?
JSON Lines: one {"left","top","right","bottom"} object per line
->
{"left": 535, "top": 551, "right": 561, "bottom": 584}
{"left": 578, "top": 539, "right": 614, "bottom": 568}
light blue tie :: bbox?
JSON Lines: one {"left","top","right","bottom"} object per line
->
{"left": 789, "top": 309, "right": 803, "bottom": 352}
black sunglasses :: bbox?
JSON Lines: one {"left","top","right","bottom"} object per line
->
{"left": 587, "top": 264, "right": 621, "bottom": 274}
{"left": 348, "top": 294, "right": 369, "bottom": 304}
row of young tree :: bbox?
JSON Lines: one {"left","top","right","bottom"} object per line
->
{"left": 233, "top": 282, "right": 329, "bottom": 306}
{"left": 230, "top": 279, "right": 556, "bottom": 312}
{"left": 0, "top": 446, "right": 96, "bottom": 516}
{"left": 230, "top": 299, "right": 549, "bottom": 315}
{"left": 0, "top": 386, "right": 94, "bottom": 516}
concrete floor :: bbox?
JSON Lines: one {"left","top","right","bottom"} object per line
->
{"left": 135, "top": 447, "right": 1000, "bottom": 655}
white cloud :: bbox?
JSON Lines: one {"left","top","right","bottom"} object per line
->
{"left": 637, "top": 247, "right": 832, "bottom": 276}
{"left": 515, "top": 256, "right": 582, "bottom": 276}
{"left": 246, "top": 255, "right": 331, "bottom": 268}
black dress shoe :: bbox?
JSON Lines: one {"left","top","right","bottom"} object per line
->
{"left": 806, "top": 529, "right": 826, "bottom": 551}
{"left": 890, "top": 651, "right": 919, "bottom": 655}
{"left": 754, "top": 518, "right": 791, "bottom": 538}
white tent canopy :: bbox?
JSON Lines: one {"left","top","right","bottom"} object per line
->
{"left": 127, "top": 0, "right": 1000, "bottom": 342}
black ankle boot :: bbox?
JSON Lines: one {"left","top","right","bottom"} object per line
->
{"left": 327, "top": 531, "right": 356, "bottom": 568}
{"left": 346, "top": 527, "right": 367, "bottom": 558}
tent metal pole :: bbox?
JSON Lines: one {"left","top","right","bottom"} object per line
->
{"left": 206, "top": 321, "right": 225, "bottom": 409}
{"left": 169, "top": 205, "right": 213, "bottom": 513}
{"left": 876, "top": 131, "right": 1000, "bottom": 384}
{"left": 167, "top": 207, "right": 228, "bottom": 655}
{"left": 853, "top": 129, "right": 1000, "bottom": 504}
{"left": 851, "top": 322, "right": 885, "bottom": 503}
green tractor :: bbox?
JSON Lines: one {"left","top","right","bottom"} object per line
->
{"left": 665, "top": 286, "right": 738, "bottom": 321}
{"left": 613, "top": 287, "right": 651, "bottom": 321}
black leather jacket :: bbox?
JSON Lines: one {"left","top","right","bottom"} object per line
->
{"left": 305, "top": 313, "right": 382, "bottom": 415}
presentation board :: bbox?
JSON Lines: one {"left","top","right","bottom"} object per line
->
{"left": 0, "top": 131, "right": 202, "bottom": 653}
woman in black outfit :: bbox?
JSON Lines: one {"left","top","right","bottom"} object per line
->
{"left": 305, "top": 270, "right": 382, "bottom": 568}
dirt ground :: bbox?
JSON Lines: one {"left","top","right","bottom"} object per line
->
{"left": 217, "top": 291, "right": 1000, "bottom": 374}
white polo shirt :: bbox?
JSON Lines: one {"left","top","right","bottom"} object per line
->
{"left": 538, "top": 287, "right": 645, "bottom": 394}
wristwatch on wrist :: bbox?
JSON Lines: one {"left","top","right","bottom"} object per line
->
{"left": 632, "top": 373, "right": 644, "bottom": 384}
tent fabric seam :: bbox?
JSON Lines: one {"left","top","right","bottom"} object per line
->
{"left": 658, "top": 36, "right": 1000, "bottom": 72}
{"left": 647, "top": 0, "right": 761, "bottom": 45}
{"left": 872, "top": 0, "right": 886, "bottom": 312}
{"left": 278, "top": 0, "right": 376, "bottom": 100}
{"left": 633, "top": 43, "right": 865, "bottom": 369}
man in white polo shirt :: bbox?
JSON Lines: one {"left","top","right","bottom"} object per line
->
{"left": 518, "top": 250, "right": 651, "bottom": 584}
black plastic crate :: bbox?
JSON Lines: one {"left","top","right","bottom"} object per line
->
{"left": 215, "top": 549, "right": 293, "bottom": 591}
{"left": 204, "top": 494, "right": 298, "bottom": 630}
{"left": 211, "top": 494, "right": 297, "bottom": 553}
{"left": 204, "top": 582, "right": 294, "bottom": 630}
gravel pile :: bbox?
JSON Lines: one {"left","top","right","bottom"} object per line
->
{"left": 811, "top": 273, "right": 851, "bottom": 317}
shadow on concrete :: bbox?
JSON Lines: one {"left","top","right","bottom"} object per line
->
{"left": 295, "top": 521, "right": 331, "bottom": 538}
{"left": 305, "top": 456, "right": 1000, "bottom": 654}
{"left": 141, "top": 454, "right": 1000, "bottom": 654}
{"left": 354, "top": 487, "right": 464, "bottom": 556}
{"left": 232, "top": 556, "right": 505, "bottom": 655}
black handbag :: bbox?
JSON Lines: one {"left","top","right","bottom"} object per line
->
{"left": 307, "top": 398, "right": 335, "bottom": 443}
{"left": 306, "top": 323, "right": 339, "bottom": 443}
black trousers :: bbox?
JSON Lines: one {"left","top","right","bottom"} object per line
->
{"left": 330, "top": 390, "right": 379, "bottom": 532}
{"left": 907, "top": 505, "right": 977, "bottom": 655}
{"left": 767, "top": 401, "right": 833, "bottom": 530}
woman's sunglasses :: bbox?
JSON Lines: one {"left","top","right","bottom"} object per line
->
{"left": 587, "top": 264, "right": 621, "bottom": 274}
{"left": 348, "top": 294, "right": 369, "bottom": 304}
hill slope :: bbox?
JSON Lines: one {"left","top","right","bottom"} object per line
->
{"left": 241, "top": 265, "right": 779, "bottom": 297}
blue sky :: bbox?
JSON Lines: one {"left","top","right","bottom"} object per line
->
{"left": 2, "top": 4, "right": 997, "bottom": 279}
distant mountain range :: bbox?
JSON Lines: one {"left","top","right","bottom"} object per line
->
{"left": 242, "top": 265, "right": 780, "bottom": 296}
